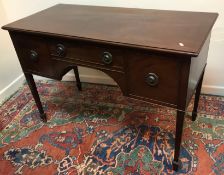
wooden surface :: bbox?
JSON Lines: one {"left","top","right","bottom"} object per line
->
{"left": 2, "top": 4, "right": 218, "bottom": 56}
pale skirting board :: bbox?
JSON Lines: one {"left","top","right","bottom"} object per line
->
{"left": 0, "top": 74, "right": 25, "bottom": 105}
{"left": 1, "top": 73, "right": 223, "bottom": 105}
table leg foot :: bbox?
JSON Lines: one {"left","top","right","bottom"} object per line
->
{"left": 77, "top": 83, "right": 82, "bottom": 91}
{"left": 172, "top": 160, "right": 181, "bottom": 171}
{"left": 40, "top": 113, "right": 47, "bottom": 123}
{"left": 192, "top": 112, "right": 197, "bottom": 121}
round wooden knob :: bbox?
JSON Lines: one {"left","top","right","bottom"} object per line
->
{"left": 146, "top": 73, "right": 159, "bottom": 86}
{"left": 102, "top": 52, "right": 113, "bottom": 64}
{"left": 56, "top": 44, "right": 66, "bottom": 57}
{"left": 30, "top": 50, "right": 38, "bottom": 62}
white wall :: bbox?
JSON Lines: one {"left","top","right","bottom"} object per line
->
{"left": 0, "top": 1, "right": 23, "bottom": 103}
{"left": 0, "top": 0, "right": 224, "bottom": 102}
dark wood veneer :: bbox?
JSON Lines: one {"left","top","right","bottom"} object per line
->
{"left": 2, "top": 4, "right": 218, "bottom": 171}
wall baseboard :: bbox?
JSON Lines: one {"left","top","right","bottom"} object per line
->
{"left": 202, "top": 85, "right": 224, "bottom": 96}
{"left": 62, "top": 73, "right": 117, "bottom": 85}
{"left": 19, "top": 73, "right": 224, "bottom": 97}
{"left": 0, "top": 74, "right": 25, "bottom": 105}
{"left": 1, "top": 73, "right": 223, "bottom": 106}
{"left": 63, "top": 73, "right": 224, "bottom": 96}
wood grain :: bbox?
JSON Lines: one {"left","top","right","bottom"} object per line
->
{"left": 2, "top": 4, "right": 218, "bottom": 56}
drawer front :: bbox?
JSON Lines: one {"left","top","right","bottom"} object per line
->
{"left": 49, "top": 39, "right": 124, "bottom": 71}
{"left": 127, "top": 51, "right": 181, "bottom": 105}
{"left": 11, "top": 33, "right": 54, "bottom": 76}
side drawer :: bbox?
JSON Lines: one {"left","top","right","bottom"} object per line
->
{"left": 48, "top": 39, "right": 125, "bottom": 72}
{"left": 127, "top": 51, "right": 181, "bottom": 106}
{"left": 10, "top": 32, "right": 54, "bottom": 77}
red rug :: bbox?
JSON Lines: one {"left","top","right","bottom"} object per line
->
{"left": 0, "top": 80, "right": 224, "bottom": 175}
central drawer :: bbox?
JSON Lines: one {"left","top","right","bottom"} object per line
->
{"left": 49, "top": 39, "right": 125, "bottom": 71}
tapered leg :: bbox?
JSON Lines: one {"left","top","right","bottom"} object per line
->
{"left": 173, "top": 110, "right": 185, "bottom": 171}
{"left": 24, "top": 73, "right": 47, "bottom": 122}
{"left": 192, "top": 71, "right": 204, "bottom": 121}
{"left": 73, "top": 66, "right": 82, "bottom": 91}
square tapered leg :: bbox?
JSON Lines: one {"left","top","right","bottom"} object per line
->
{"left": 73, "top": 66, "right": 82, "bottom": 91}
{"left": 24, "top": 73, "right": 47, "bottom": 122}
{"left": 192, "top": 70, "right": 204, "bottom": 121}
{"left": 173, "top": 110, "right": 185, "bottom": 171}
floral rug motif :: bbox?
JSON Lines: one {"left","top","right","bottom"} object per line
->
{"left": 0, "top": 80, "right": 224, "bottom": 175}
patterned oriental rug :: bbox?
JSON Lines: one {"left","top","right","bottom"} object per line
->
{"left": 0, "top": 80, "right": 224, "bottom": 175}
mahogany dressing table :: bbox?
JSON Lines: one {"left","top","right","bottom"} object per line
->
{"left": 2, "top": 4, "right": 218, "bottom": 171}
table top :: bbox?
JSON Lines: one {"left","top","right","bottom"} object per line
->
{"left": 2, "top": 4, "right": 218, "bottom": 56}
